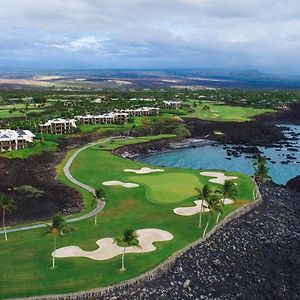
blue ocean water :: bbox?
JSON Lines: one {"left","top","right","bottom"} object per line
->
{"left": 137, "top": 125, "right": 300, "bottom": 185}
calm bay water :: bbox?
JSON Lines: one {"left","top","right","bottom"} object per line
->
{"left": 137, "top": 125, "right": 300, "bottom": 185}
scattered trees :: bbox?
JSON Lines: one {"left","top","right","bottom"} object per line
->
{"left": 0, "top": 194, "right": 16, "bottom": 241}
{"left": 114, "top": 229, "right": 139, "bottom": 271}
{"left": 174, "top": 125, "right": 191, "bottom": 138}
{"left": 195, "top": 184, "right": 211, "bottom": 228}
{"left": 93, "top": 188, "right": 106, "bottom": 225}
{"left": 253, "top": 155, "right": 270, "bottom": 187}
{"left": 202, "top": 194, "right": 223, "bottom": 238}
{"left": 44, "top": 214, "right": 73, "bottom": 269}
{"left": 216, "top": 180, "right": 238, "bottom": 223}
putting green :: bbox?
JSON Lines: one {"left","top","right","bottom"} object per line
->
{"left": 129, "top": 172, "right": 201, "bottom": 203}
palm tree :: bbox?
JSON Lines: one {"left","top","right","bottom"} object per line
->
{"left": 114, "top": 229, "right": 139, "bottom": 271}
{"left": 44, "top": 214, "right": 72, "bottom": 269}
{"left": 0, "top": 194, "right": 16, "bottom": 241}
{"left": 202, "top": 194, "right": 222, "bottom": 238}
{"left": 195, "top": 184, "right": 211, "bottom": 228}
{"left": 253, "top": 155, "right": 270, "bottom": 187}
{"left": 93, "top": 188, "right": 106, "bottom": 225}
{"left": 216, "top": 180, "right": 238, "bottom": 223}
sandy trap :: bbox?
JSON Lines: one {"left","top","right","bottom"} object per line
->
{"left": 200, "top": 171, "right": 237, "bottom": 185}
{"left": 174, "top": 198, "right": 233, "bottom": 216}
{"left": 102, "top": 181, "right": 139, "bottom": 188}
{"left": 124, "top": 167, "right": 164, "bottom": 174}
{"left": 53, "top": 229, "right": 173, "bottom": 261}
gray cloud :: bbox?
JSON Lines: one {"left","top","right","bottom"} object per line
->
{"left": 0, "top": 0, "right": 299, "bottom": 73}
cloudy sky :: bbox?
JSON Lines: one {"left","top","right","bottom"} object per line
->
{"left": 0, "top": 0, "right": 299, "bottom": 74}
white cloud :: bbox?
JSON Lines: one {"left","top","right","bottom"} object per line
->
{"left": 0, "top": 0, "right": 299, "bottom": 73}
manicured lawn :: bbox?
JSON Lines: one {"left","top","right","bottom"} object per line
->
{"left": 186, "top": 101, "right": 273, "bottom": 122}
{"left": 0, "top": 140, "right": 58, "bottom": 159}
{"left": 0, "top": 135, "right": 256, "bottom": 299}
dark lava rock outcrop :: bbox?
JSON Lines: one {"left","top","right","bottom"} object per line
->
{"left": 0, "top": 133, "right": 104, "bottom": 225}
{"left": 287, "top": 175, "right": 300, "bottom": 193}
{"left": 184, "top": 119, "right": 283, "bottom": 146}
{"left": 256, "top": 102, "right": 300, "bottom": 124}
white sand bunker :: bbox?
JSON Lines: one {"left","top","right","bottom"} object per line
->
{"left": 200, "top": 171, "right": 237, "bottom": 185}
{"left": 174, "top": 198, "right": 233, "bottom": 216}
{"left": 53, "top": 229, "right": 173, "bottom": 261}
{"left": 124, "top": 167, "right": 164, "bottom": 174}
{"left": 102, "top": 181, "right": 139, "bottom": 188}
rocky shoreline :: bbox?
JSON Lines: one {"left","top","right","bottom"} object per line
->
{"left": 57, "top": 181, "right": 298, "bottom": 300}
{"left": 113, "top": 137, "right": 215, "bottom": 159}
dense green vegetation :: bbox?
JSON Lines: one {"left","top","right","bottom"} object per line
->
{"left": 1, "top": 87, "right": 298, "bottom": 130}
{"left": 0, "top": 136, "right": 256, "bottom": 299}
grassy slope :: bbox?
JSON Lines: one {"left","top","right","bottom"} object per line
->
{"left": 0, "top": 140, "right": 58, "bottom": 159}
{"left": 0, "top": 136, "right": 255, "bottom": 299}
{"left": 186, "top": 101, "right": 273, "bottom": 122}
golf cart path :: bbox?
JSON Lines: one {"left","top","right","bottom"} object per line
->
{"left": 0, "top": 139, "right": 111, "bottom": 234}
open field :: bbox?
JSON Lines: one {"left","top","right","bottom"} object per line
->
{"left": 186, "top": 101, "right": 273, "bottom": 122}
{"left": 0, "top": 135, "right": 256, "bottom": 299}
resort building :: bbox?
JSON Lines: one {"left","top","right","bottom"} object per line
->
{"left": 129, "top": 98, "right": 156, "bottom": 102}
{"left": 75, "top": 112, "right": 128, "bottom": 125}
{"left": 39, "top": 118, "right": 77, "bottom": 135}
{"left": 163, "top": 100, "right": 182, "bottom": 110}
{"left": 117, "top": 107, "right": 160, "bottom": 117}
{"left": 0, "top": 129, "right": 35, "bottom": 152}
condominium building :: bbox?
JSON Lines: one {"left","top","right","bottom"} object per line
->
{"left": 39, "top": 118, "right": 77, "bottom": 135}
{"left": 117, "top": 107, "right": 160, "bottom": 117}
{"left": 163, "top": 101, "right": 182, "bottom": 110}
{"left": 75, "top": 112, "right": 128, "bottom": 125}
{"left": 129, "top": 98, "right": 156, "bottom": 102}
{"left": 0, "top": 129, "right": 35, "bottom": 152}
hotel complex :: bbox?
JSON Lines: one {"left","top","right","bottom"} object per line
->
{"left": 1, "top": 106, "right": 161, "bottom": 151}
{"left": 75, "top": 112, "right": 128, "bottom": 125}
{"left": 39, "top": 118, "right": 77, "bottom": 135}
{"left": 0, "top": 129, "right": 35, "bottom": 152}
{"left": 76, "top": 107, "right": 159, "bottom": 125}
{"left": 117, "top": 107, "right": 160, "bottom": 116}
{"left": 163, "top": 101, "right": 182, "bottom": 109}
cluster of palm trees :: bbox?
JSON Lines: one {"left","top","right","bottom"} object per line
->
{"left": 195, "top": 180, "right": 238, "bottom": 238}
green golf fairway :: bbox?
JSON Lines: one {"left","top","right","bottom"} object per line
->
{"left": 186, "top": 101, "right": 273, "bottom": 122}
{"left": 0, "top": 135, "right": 257, "bottom": 299}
